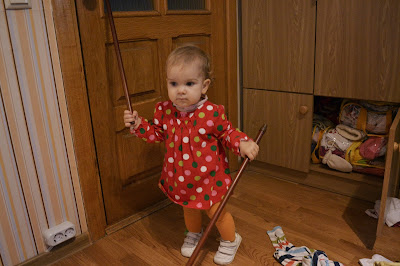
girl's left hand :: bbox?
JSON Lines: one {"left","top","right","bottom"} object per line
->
{"left": 239, "top": 140, "right": 259, "bottom": 161}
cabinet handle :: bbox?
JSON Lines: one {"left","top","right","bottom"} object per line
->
{"left": 394, "top": 142, "right": 399, "bottom": 151}
{"left": 299, "top": 106, "right": 308, "bottom": 115}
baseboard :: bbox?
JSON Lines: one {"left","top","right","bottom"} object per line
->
{"left": 106, "top": 199, "right": 172, "bottom": 235}
{"left": 19, "top": 233, "right": 90, "bottom": 266}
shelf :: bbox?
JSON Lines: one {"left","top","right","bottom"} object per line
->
{"left": 309, "top": 163, "right": 383, "bottom": 187}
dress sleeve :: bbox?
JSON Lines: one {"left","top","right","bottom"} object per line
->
{"left": 212, "top": 105, "right": 250, "bottom": 156}
{"left": 131, "top": 102, "right": 165, "bottom": 143}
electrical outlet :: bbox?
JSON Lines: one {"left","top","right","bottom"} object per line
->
{"left": 43, "top": 221, "right": 76, "bottom": 247}
{"left": 54, "top": 233, "right": 64, "bottom": 245}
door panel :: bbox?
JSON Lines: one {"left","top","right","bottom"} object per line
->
{"left": 243, "top": 89, "right": 313, "bottom": 173}
{"left": 108, "top": 40, "right": 161, "bottom": 100}
{"left": 241, "top": 0, "right": 315, "bottom": 94}
{"left": 76, "top": 0, "right": 231, "bottom": 224}
{"left": 315, "top": 0, "right": 400, "bottom": 102}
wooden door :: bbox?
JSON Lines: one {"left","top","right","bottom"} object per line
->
{"left": 76, "top": 0, "right": 233, "bottom": 225}
{"left": 241, "top": 0, "right": 315, "bottom": 94}
{"left": 243, "top": 89, "right": 313, "bottom": 173}
{"left": 315, "top": 0, "right": 400, "bottom": 103}
{"left": 377, "top": 109, "right": 400, "bottom": 236}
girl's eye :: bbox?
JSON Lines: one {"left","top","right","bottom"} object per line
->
{"left": 186, "top": 82, "right": 194, "bottom": 86}
{"left": 170, "top": 82, "right": 177, "bottom": 86}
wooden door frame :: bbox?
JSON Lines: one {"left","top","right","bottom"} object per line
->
{"left": 51, "top": 0, "right": 239, "bottom": 242}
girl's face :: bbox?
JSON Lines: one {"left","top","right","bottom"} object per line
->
{"left": 167, "top": 59, "right": 210, "bottom": 108}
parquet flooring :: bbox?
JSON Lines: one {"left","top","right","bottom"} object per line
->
{"left": 53, "top": 170, "right": 400, "bottom": 265}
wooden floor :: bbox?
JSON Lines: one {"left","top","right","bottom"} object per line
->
{"left": 53, "top": 170, "right": 400, "bottom": 265}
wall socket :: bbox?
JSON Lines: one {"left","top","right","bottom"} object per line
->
{"left": 43, "top": 221, "right": 76, "bottom": 247}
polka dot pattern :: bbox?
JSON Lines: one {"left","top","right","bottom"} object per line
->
{"left": 132, "top": 101, "right": 250, "bottom": 209}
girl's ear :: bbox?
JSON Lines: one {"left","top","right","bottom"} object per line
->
{"left": 202, "top": 79, "right": 211, "bottom": 94}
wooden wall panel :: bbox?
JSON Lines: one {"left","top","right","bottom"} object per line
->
{"left": 0, "top": 94, "right": 36, "bottom": 266}
{"left": 0, "top": 0, "right": 49, "bottom": 256}
{"left": 6, "top": 0, "right": 80, "bottom": 232}
{"left": 0, "top": 0, "right": 86, "bottom": 264}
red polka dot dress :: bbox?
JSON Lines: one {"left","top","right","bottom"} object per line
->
{"left": 132, "top": 100, "right": 249, "bottom": 209}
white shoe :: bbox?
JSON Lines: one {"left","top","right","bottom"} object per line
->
{"left": 181, "top": 230, "right": 203, "bottom": 258}
{"left": 214, "top": 233, "right": 242, "bottom": 265}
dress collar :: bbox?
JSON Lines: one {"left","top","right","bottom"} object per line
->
{"left": 174, "top": 95, "right": 208, "bottom": 113}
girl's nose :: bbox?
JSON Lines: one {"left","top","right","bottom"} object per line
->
{"left": 178, "top": 85, "right": 186, "bottom": 94}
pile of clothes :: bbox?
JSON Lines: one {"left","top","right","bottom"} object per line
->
{"left": 267, "top": 226, "right": 343, "bottom": 266}
{"left": 359, "top": 254, "right": 400, "bottom": 266}
{"left": 365, "top": 197, "right": 400, "bottom": 227}
{"left": 311, "top": 99, "right": 398, "bottom": 176}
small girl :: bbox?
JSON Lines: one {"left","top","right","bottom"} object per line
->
{"left": 124, "top": 45, "right": 259, "bottom": 265}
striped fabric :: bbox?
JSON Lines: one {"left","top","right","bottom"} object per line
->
{"left": 0, "top": 0, "right": 87, "bottom": 264}
{"left": 267, "top": 226, "right": 343, "bottom": 266}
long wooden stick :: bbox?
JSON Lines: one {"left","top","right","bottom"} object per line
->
{"left": 186, "top": 124, "right": 268, "bottom": 266}
{"left": 104, "top": 0, "right": 133, "bottom": 113}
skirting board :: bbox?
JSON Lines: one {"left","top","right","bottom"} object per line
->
{"left": 19, "top": 233, "right": 90, "bottom": 266}
{"left": 106, "top": 199, "right": 172, "bottom": 235}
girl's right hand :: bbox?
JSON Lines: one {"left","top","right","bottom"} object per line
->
{"left": 124, "top": 110, "right": 141, "bottom": 130}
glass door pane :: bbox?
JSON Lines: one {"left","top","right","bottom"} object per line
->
{"left": 167, "top": 0, "right": 205, "bottom": 11}
{"left": 105, "top": 0, "right": 154, "bottom": 12}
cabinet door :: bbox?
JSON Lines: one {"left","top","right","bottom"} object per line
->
{"left": 243, "top": 89, "right": 313, "bottom": 173}
{"left": 315, "top": 0, "right": 400, "bottom": 102}
{"left": 377, "top": 109, "right": 400, "bottom": 236}
{"left": 241, "top": 0, "right": 315, "bottom": 94}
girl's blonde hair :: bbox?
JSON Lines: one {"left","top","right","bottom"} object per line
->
{"left": 166, "top": 45, "right": 211, "bottom": 80}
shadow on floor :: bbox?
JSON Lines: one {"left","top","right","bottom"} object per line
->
{"left": 342, "top": 194, "right": 377, "bottom": 250}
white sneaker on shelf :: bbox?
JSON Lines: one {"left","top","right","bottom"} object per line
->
{"left": 214, "top": 233, "right": 242, "bottom": 265}
{"left": 181, "top": 230, "right": 203, "bottom": 258}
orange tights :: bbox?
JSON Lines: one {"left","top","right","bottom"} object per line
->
{"left": 183, "top": 202, "right": 236, "bottom": 242}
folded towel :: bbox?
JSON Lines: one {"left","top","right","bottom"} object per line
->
{"left": 336, "top": 124, "right": 366, "bottom": 141}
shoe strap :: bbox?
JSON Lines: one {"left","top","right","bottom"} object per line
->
{"left": 217, "top": 245, "right": 236, "bottom": 255}
{"left": 184, "top": 232, "right": 202, "bottom": 245}
{"left": 186, "top": 232, "right": 202, "bottom": 239}
{"left": 219, "top": 240, "right": 237, "bottom": 248}
{"left": 184, "top": 238, "right": 196, "bottom": 245}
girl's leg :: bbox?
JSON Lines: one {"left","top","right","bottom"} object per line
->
{"left": 205, "top": 202, "right": 236, "bottom": 242}
{"left": 183, "top": 206, "right": 202, "bottom": 233}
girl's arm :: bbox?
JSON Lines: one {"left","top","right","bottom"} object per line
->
{"left": 125, "top": 102, "right": 165, "bottom": 143}
{"left": 212, "top": 105, "right": 259, "bottom": 160}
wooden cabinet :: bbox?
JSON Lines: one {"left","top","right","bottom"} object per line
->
{"left": 243, "top": 89, "right": 313, "bottom": 173}
{"left": 241, "top": 0, "right": 400, "bottom": 237}
{"left": 241, "top": 0, "right": 315, "bottom": 94}
{"left": 242, "top": 0, "right": 400, "bottom": 102}
{"left": 315, "top": 0, "right": 400, "bottom": 102}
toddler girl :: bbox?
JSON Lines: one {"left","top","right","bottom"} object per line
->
{"left": 124, "top": 45, "right": 259, "bottom": 265}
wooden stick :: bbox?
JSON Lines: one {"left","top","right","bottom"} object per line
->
{"left": 186, "top": 124, "right": 268, "bottom": 266}
{"left": 104, "top": 0, "right": 133, "bottom": 113}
